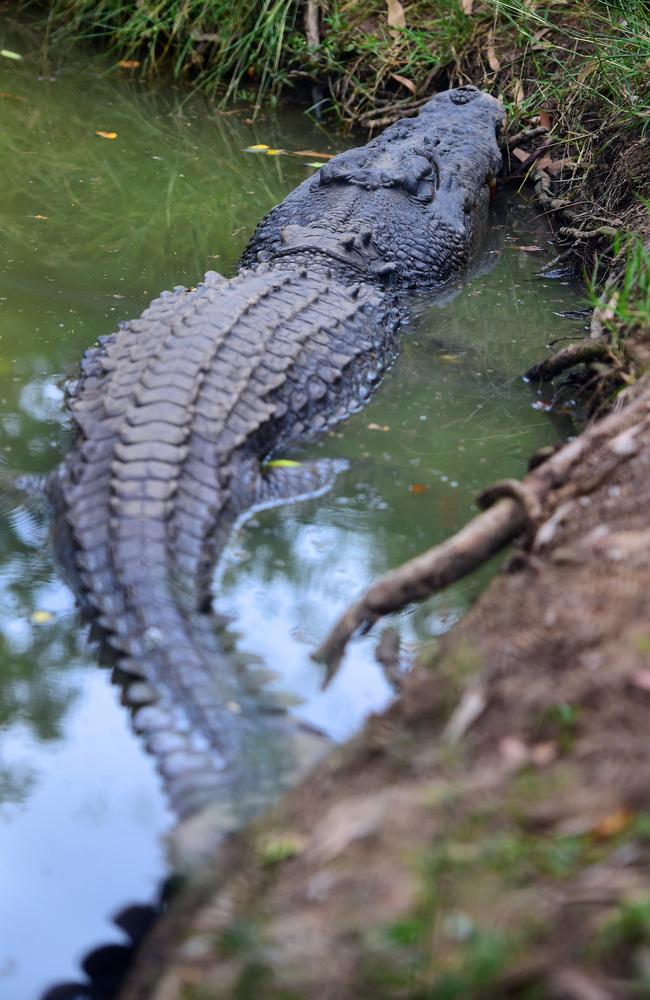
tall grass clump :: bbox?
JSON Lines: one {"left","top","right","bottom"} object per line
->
{"left": 35, "top": 0, "right": 302, "bottom": 111}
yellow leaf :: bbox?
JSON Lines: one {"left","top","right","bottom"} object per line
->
{"left": 264, "top": 459, "right": 302, "bottom": 469}
{"left": 31, "top": 610, "right": 54, "bottom": 624}
{"left": 96, "top": 130, "right": 118, "bottom": 140}
{"left": 265, "top": 148, "right": 284, "bottom": 156}
{"left": 592, "top": 809, "right": 632, "bottom": 839}
{"left": 386, "top": 0, "right": 406, "bottom": 29}
{"left": 245, "top": 143, "right": 270, "bottom": 152}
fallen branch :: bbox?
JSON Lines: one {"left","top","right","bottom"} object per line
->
{"left": 503, "top": 125, "right": 548, "bottom": 148}
{"left": 314, "top": 391, "right": 650, "bottom": 678}
{"left": 525, "top": 341, "right": 615, "bottom": 382}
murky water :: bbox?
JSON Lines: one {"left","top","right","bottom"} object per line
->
{"left": 0, "top": 25, "right": 587, "bottom": 1000}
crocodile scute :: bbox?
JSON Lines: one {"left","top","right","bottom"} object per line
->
{"left": 48, "top": 86, "right": 505, "bottom": 844}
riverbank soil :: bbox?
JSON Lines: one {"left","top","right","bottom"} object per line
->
{"left": 120, "top": 380, "right": 650, "bottom": 999}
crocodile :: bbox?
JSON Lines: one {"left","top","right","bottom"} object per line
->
{"left": 47, "top": 86, "right": 504, "bottom": 855}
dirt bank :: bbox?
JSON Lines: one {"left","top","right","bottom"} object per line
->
{"left": 116, "top": 372, "right": 650, "bottom": 998}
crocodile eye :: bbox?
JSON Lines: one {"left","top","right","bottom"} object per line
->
{"left": 416, "top": 180, "right": 435, "bottom": 202}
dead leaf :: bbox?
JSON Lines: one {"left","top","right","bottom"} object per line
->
{"left": 486, "top": 32, "right": 500, "bottom": 72}
{"left": 460, "top": 0, "right": 473, "bottom": 12}
{"left": 409, "top": 483, "right": 428, "bottom": 495}
{"left": 95, "top": 130, "right": 118, "bottom": 140}
{"left": 245, "top": 143, "right": 270, "bottom": 152}
{"left": 592, "top": 809, "right": 632, "bottom": 840}
{"left": 511, "top": 146, "right": 529, "bottom": 163}
{"left": 499, "top": 736, "right": 529, "bottom": 765}
{"left": 265, "top": 148, "right": 284, "bottom": 156}
{"left": 386, "top": 0, "right": 406, "bottom": 29}
{"left": 538, "top": 108, "right": 553, "bottom": 130}
{"left": 391, "top": 73, "right": 416, "bottom": 94}
{"left": 631, "top": 668, "right": 650, "bottom": 691}
{"left": 367, "top": 422, "right": 390, "bottom": 432}
{"left": 512, "top": 80, "right": 525, "bottom": 106}
{"left": 292, "top": 149, "right": 335, "bottom": 159}
{"left": 118, "top": 59, "right": 141, "bottom": 69}
{"left": 530, "top": 741, "right": 557, "bottom": 765}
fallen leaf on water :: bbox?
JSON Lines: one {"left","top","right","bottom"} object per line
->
{"left": 0, "top": 91, "right": 25, "bottom": 100}
{"left": 96, "top": 130, "right": 118, "bottom": 140}
{"left": 292, "top": 149, "right": 335, "bottom": 160}
{"left": 1, "top": 49, "right": 23, "bottom": 61}
{"left": 307, "top": 161, "right": 326, "bottom": 168}
{"left": 409, "top": 483, "right": 428, "bottom": 495}
{"left": 592, "top": 809, "right": 632, "bottom": 840}
{"left": 265, "top": 148, "right": 285, "bottom": 156}
{"left": 264, "top": 459, "right": 302, "bottom": 469}
{"left": 245, "top": 143, "right": 270, "bottom": 152}
{"left": 516, "top": 244, "right": 544, "bottom": 252}
{"left": 439, "top": 353, "right": 460, "bottom": 363}
{"left": 33, "top": 214, "right": 48, "bottom": 220}
{"left": 386, "top": 0, "right": 406, "bottom": 29}
{"left": 32, "top": 610, "right": 54, "bottom": 624}
{"left": 118, "top": 59, "right": 141, "bottom": 69}
{"left": 367, "top": 422, "right": 390, "bottom": 432}
{"left": 391, "top": 73, "right": 416, "bottom": 94}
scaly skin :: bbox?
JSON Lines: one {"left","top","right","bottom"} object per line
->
{"left": 48, "top": 87, "right": 504, "bottom": 850}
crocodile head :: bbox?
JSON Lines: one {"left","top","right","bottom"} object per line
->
{"left": 245, "top": 86, "right": 505, "bottom": 288}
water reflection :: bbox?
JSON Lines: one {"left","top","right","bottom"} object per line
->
{"left": 0, "top": 21, "right": 588, "bottom": 1000}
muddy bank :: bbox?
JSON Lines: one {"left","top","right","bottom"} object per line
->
{"left": 117, "top": 369, "right": 650, "bottom": 997}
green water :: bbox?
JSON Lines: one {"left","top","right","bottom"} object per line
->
{"left": 0, "top": 26, "right": 587, "bottom": 1000}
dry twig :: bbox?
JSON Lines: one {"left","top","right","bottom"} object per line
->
{"left": 314, "top": 391, "right": 650, "bottom": 678}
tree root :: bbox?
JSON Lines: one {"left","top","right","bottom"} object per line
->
{"left": 525, "top": 340, "right": 616, "bottom": 382}
{"left": 314, "top": 389, "right": 650, "bottom": 678}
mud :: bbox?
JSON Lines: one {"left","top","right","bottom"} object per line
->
{"left": 117, "top": 372, "right": 650, "bottom": 998}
